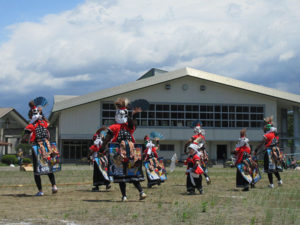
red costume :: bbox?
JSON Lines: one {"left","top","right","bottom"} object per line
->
{"left": 25, "top": 119, "right": 49, "bottom": 143}
{"left": 108, "top": 123, "right": 136, "bottom": 143}
{"left": 235, "top": 145, "right": 251, "bottom": 165}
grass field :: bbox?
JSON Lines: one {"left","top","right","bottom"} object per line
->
{"left": 0, "top": 165, "right": 299, "bottom": 225}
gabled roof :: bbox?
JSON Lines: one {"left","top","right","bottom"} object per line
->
{"left": 0, "top": 108, "right": 14, "bottom": 118}
{"left": 137, "top": 68, "right": 168, "bottom": 80}
{"left": 52, "top": 67, "right": 300, "bottom": 112}
{"left": 0, "top": 107, "right": 28, "bottom": 126}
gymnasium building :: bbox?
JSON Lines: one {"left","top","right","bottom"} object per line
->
{"left": 49, "top": 67, "right": 300, "bottom": 162}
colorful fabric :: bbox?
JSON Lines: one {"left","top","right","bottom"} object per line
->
{"left": 25, "top": 119, "right": 49, "bottom": 143}
{"left": 144, "top": 157, "right": 167, "bottom": 185}
{"left": 264, "top": 132, "right": 276, "bottom": 147}
{"left": 234, "top": 145, "right": 251, "bottom": 164}
{"left": 108, "top": 123, "right": 136, "bottom": 143}
{"left": 93, "top": 154, "right": 110, "bottom": 186}
{"left": 264, "top": 148, "right": 283, "bottom": 173}
{"left": 108, "top": 143, "right": 144, "bottom": 183}
{"left": 144, "top": 161, "right": 161, "bottom": 186}
{"left": 236, "top": 155, "right": 262, "bottom": 185}
{"left": 236, "top": 163, "right": 252, "bottom": 184}
{"left": 158, "top": 157, "right": 167, "bottom": 181}
{"left": 32, "top": 142, "right": 61, "bottom": 175}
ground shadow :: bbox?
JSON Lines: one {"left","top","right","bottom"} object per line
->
{"left": 179, "top": 192, "right": 203, "bottom": 196}
{"left": 83, "top": 199, "right": 145, "bottom": 203}
{"left": 226, "top": 188, "right": 240, "bottom": 192}
{"left": 171, "top": 184, "right": 186, "bottom": 187}
{"left": 76, "top": 189, "right": 109, "bottom": 193}
{"left": 1, "top": 194, "right": 35, "bottom": 197}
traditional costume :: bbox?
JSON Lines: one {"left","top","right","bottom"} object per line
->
{"left": 185, "top": 121, "right": 211, "bottom": 185}
{"left": 22, "top": 97, "right": 60, "bottom": 196}
{"left": 255, "top": 117, "right": 283, "bottom": 188}
{"left": 143, "top": 135, "right": 167, "bottom": 188}
{"left": 100, "top": 98, "right": 146, "bottom": 201}
{"left": 89, "top": 127, "right": 111, "bottom": 191}
{"left": 233, "top": 130, "right": 252, "bottom": 191}
{"left": 185, "top": 143, "right": 204, "bottom": 195}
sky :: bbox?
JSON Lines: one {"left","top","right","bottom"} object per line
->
{"left": 0, "top": 0, "right": 300, "bottom": 119}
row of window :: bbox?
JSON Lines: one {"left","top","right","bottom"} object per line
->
{"left": 103, "top": 103, "right": 263, "bottom": 113}
{"left": 102, "top": 103, "right": 264, "bottom": 128}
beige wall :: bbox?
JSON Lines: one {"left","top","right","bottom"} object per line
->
{"left": 57, "top": 76, "right": 279, "bottom": 159}
{"left": 59, "top": 101, "right": 100, "bottom": 138}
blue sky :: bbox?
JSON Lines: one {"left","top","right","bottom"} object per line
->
{"left": 0, "top": 0, "right": 84, "bottom": 42}
{"left": 0, "top": 0, "right": 300, "bottom": 119}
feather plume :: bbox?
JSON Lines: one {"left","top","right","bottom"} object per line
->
{"left": 150, "top": 131, "right": 164, "bottom": 140}
{"left": 114, "top": 97, "right": 129, "bottom": 109}
{"left": 33, "top": 96, "right": 48, "bottom": 107}
{"left": 129, "top": 99, "right": 150, "bottom": 111}
{"left": 264, "top": 116, "right": 273, "bottom": 125}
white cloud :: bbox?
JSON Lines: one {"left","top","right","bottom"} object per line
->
{"left": 279, "top": 51, "right": 294, "bottom": 61}
{"left": 0, "top": 0, "right": 300, "bottom": 96}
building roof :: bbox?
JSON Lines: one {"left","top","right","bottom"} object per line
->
{"left": 54, "top": 95, "right": 78, "bottom": 103}
{"left": 0, "top": 107, "right": 28, "bottom": 126}
{"left": 0, "top": 108, "right": 14, "bottom": 118}
{"left": 52, "top": 67, "right": 300, "bottom": 112}
{"left": 137, "top": 68, "right": 168, "bottom": 80}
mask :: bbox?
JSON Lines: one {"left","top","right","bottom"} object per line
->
{"left": 115, "top": 109, "right": 128, "bottom": 124}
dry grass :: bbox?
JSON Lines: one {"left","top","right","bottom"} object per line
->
{"left": 0, "top": 165, "right": 299, "bottom": 225}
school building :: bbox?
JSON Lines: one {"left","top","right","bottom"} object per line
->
{"left": 49, "top": 67, "right": 300, "bottom": 162}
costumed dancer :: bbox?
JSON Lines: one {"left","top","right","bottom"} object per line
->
{"left": 184, "top": 121, "right": 211, "bottom": 185}
{"left": 232, "top": 129, "right": 252, "bottom": 191}
{"left": 143, "top": 135, "right": 161, "bottom": 188}
{"left": 88, "top": 127, "right": 111, "bottom": 191}
{"left": 184, "top": 143, "right": 204, "bottom": 195}
{"left": 100, "top": 98, "right": 146, "bottom": 201}
{"left": 22, "top": 97, "right": 59, "bottom": 196}
{"left": 255, "top": 117, "right": 283, "bottom": 188}
{"left": 28, "top": 100, "right": 59, "bottom": 160}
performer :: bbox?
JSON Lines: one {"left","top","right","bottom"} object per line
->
{"left": 232, "top": 129, "right": 252, "bottom": 191}
{"left": 27, "top": 100, "right": 58, "bottom": 160}
{"left": 184, "top": 143, "right": 204, "bottom": 195}
{"left": 184, "top": 122, "right": 211, "bottom": 184}
{"left": 143, "top": 135, "right": 161, "bottom": 188}
{"left": 22, "top": 98, "right": 58, "bottom": 196}
{"left": 255, "top": 117, "right": 283, "bottom": 188}
{"left": 88, "top": 127, "right": 111, "bottom": 191}
{"left": 100, "top": 98, "right": 146, "bottom": 201}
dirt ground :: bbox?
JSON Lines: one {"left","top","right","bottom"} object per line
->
{"left": 0, "top": 165, "right": 299, "bottom": 225}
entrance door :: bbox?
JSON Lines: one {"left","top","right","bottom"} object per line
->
{"left": 217, "top": 145, "right": 227, "bottom": 162}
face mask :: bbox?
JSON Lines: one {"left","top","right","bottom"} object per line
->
{"left": 236, "top": 137, "right": 249, "bottom": 148}
{"left": 115, "top": 109, "right": 128, "bottom": 124}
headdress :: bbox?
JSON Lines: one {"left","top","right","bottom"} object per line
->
{"left": 264, "top": 116, "right": 276, "bottom": 133}
{"left": 236, "top": 129, "right": 249, "bottom": 148}
{"left": 188, "top": 143, "right": 199, "bottom": 152}
{"left": 192, "top": 120, "right": 204, "bottom": 135}
{"left": 28, "top": 96, "right": 48, "bottom": 123}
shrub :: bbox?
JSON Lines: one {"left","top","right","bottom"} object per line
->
{"left": 23, "top": 157, "right": 32, "bottom": 164}
{"left": 1, "top": 155, "right": 18, "bottom": 165}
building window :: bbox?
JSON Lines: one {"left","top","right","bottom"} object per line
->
{"left": 62, "top": 140, "right": 91, "bottom": 161}
{"left": 160, "top": 144, "right": 175, "bottom": 151}
{"left": 101, "top": 102, "right": 264, "bottom": 128}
